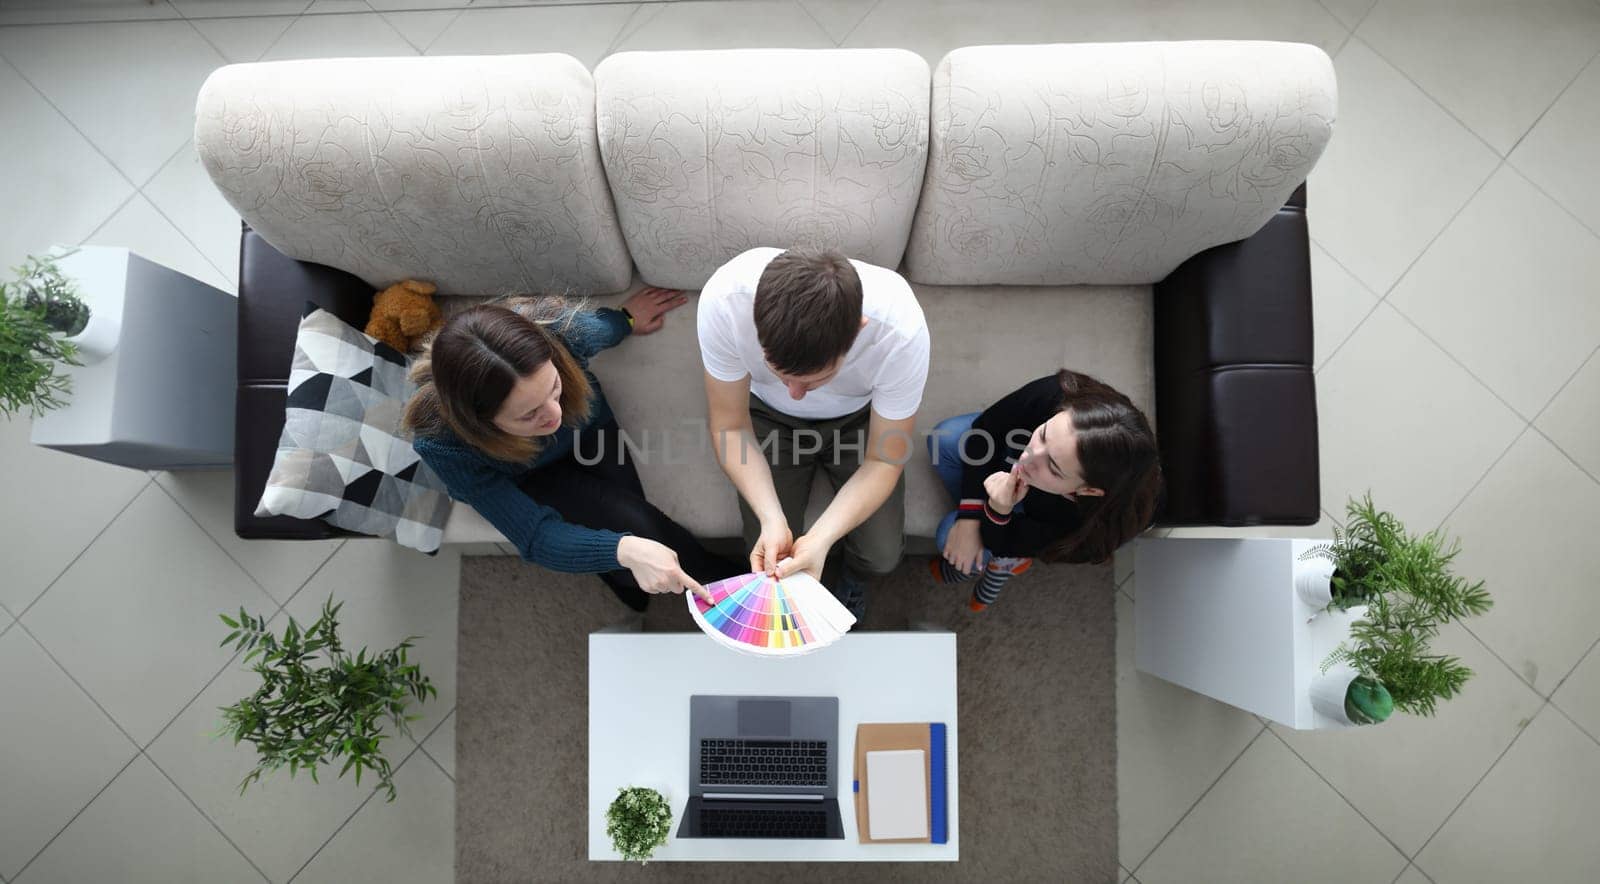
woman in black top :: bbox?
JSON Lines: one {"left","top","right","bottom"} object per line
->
{"left": 925, "top": 369, "right": 1162, "bottom": 610}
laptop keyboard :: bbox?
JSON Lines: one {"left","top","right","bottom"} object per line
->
{"left": 699, "top": 739, "right": 829, "bottom": 787}
{"left": 698, "top": 806, "right": 831, "bottom": 839}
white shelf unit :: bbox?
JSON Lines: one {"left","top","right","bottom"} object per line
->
{"left": 1134, "top": 536, "right": 1362, "bottom": 730}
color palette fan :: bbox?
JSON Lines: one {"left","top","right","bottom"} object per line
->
{"left": 688, "top": 570, "right": 857, "bottom": 657}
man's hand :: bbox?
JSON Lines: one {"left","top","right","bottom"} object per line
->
{"left": 774, "top": 534, "right": 831, "bottom": 582}
{"left": 750, "top": 518, "right": 794, "bottom": 575}
{"left": 620, "top": 287, "right": 687, "bottom": 335}
{"left": 942, "top": 518, "right": 984, "bottom": 575}
{"left": 984, "top": 464, "right": 1029, "bottom": 515}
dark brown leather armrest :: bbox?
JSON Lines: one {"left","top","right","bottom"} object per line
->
{"left": 1151, "top": 183, "right": 1321, "bottom": 526}
{"left": 235, "top": 223, "right": 373, "bottom": 540}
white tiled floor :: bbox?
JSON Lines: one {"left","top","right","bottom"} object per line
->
{"left": 0, "top": 1, "right": 1596, "bottom": 882}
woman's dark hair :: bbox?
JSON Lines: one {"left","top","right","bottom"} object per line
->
{"left": 753, "top": 248, "right": 864, "bottom": 375}
{"left": 1039, "top": 369, "right": 1163, "bottom": 565}
{"left": 403, "top": 297, "right": 592, "bottom": 463}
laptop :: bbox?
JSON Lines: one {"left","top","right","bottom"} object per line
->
{"left": 676, "top": 695, "right": 846, "bottom": 840}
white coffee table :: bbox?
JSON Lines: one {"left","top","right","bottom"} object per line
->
{"left": 588, "top": 631, "right": 959, "bottom": 861}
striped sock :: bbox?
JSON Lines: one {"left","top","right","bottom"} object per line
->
{"left": 928, "top": 557, "right": 978, "bottom": 584}
{"left": 969, "top": 556, "right": 1033, "bottom": 611}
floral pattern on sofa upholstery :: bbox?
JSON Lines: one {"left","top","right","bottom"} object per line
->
{"left": 595, "top": 49, "right": 931, "bottom": 289}
{"left": 195, "top": 53, "right": 634, "bottom": 295}
{"left": 906, "top": 42, "right": 1336, "bottom": 286}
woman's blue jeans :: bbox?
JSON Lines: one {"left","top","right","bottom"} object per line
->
{"left": 929, "top": 412, "right": 994, "bottom": 570}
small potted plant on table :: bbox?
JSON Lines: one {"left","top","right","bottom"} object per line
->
{"left": 606, "top": 785, "right": 673, "bottom": 863}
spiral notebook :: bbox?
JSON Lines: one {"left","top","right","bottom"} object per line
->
{"left": 851, "top": 722, "right": 950, "bottom": 844}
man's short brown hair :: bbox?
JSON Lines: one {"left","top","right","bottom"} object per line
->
{"left": 753, "top": 249, "right": 864, "bottom": 376}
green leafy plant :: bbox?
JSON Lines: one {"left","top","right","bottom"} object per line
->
{"left": 17, "top": 252, "right": 90, "bottom": 337}
{"left": 606, "top": 786, "right": 672, "bottom": 863}
{"left": 0, "top": 252, "right": 84, "bottom": 417}
{"left": 213, "top": 596, "right": 436, "bottom": 802}
{"left": 1320, "top": 495, "right": 1493, "bottom": 718}
{"left": 1299, "top": 494, "right": 1406, "bottom": 610}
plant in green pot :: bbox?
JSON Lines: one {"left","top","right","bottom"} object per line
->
{"left": 606, "top": 786, "right": 673, "bottom": 863}
{"left": 212, "top": 596, "right": 437, "bottom": 802}
{"left": 1340, "top": 675, "right": 1395, "bottom": 725}
{"left": 1315, "top": 591, "right": 1484, "bottom": 724}
{"left": 1309, "top": 498, "right": 1492, "bottom": 725}
{"left": 0, "top": 252, "right": 87, "bottom": 417}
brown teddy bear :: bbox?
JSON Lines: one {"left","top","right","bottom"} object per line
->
{"left": 365, "top": 279, "right": 442, "bottom": 353}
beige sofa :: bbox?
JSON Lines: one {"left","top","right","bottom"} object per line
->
{"left": 198, "top": 43, "right": 1336, "bottom": 547}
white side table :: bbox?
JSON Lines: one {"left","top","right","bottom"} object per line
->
{"left": 1134, "top": 537, "right": 1361, "bottom": 730}
{"left": 29, "top": 246, "right": 235, "bottom": 470}
{"left": 588, "top": 632, "right": 960, "bottom": 861}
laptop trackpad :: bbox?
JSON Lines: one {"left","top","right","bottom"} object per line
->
{"left": 737, "top": 699, "right": 790, "bottom": 737}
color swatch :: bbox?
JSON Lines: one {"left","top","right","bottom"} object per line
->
{"left": 688, "top": 570, "right": 857, "bottom": 657}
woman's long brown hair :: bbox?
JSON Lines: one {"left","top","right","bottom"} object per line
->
{"left": 402, "top": 297, "right": 592, "bottom": 464}
{"left": 1040, "top": 369, "right": 1163, "bottom": 565}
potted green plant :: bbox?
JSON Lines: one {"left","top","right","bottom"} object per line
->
{"left": 1314, "top": 588, "right": 1485, "bottom": 724}
{"left": 17, "top": 253, "right": 91, "bottom": 337}
{"left": 1309, "top": 497, "right": 1493, "bottom": 725}
{"left": 1296, "top": 494, "right": 1409, "bottom": 611}
{"left": 1311, "top": 669, "right": 1395, "bottom": 725}
{"left": 606, "top": 785, "right": 673, "bottom": 863}
{"left": 211, "top": 596, "right": 437, "bottom": 802}
{"left": 0, "top": 252, "right": 87, "bottom": 417}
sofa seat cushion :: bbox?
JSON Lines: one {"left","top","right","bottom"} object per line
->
{"left": 438, "top": 284, "right": 1152, "bottom": 545}
{"left": 906, "top": 41, "right": 1336, "bottom": 285}
{"left": 594, "top": 49, "right": 931, "bottom": 289}
{"left": 196, "top": 54, "right": 632, "bottom": 295}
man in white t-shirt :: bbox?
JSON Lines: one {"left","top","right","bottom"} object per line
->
{"left": 698, "top": 246, "right": 930, "bottom": 617}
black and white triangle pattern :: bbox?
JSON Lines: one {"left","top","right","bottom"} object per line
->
{"left": 256, "top": 304, "right": 452, "bottom": 552}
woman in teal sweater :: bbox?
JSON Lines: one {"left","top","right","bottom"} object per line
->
{"left": 405, "top": 291, "right": 737, "bottom": 611}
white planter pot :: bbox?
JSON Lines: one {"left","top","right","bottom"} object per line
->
{"left": 1295, "top": 557, "right": 1335, "bottom": 609}
{"left": 1310, "top": 665, "right": 1359, "bottom": 725}
{"left": 48, "top": 245, "right": 124, "bottom": 365}
{"left": 65, "top": 305, "right": 120, "bottom": 364}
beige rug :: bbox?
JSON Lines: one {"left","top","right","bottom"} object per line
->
{"left": 456, "top": 554, "right": 1116, "bottom": 883}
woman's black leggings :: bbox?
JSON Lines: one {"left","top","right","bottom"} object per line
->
{"left": 517, "top": 417, "right": 741, "bottom": 605}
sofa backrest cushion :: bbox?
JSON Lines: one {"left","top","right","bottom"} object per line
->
{"left": 905, "top": 41, "right": 1336, "bottom": 286}
{"left": 195, "top": 54, "right": 633, "bottom": 295}
{"left": 594, "top": 48, "right": 930, "bottom": 290}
